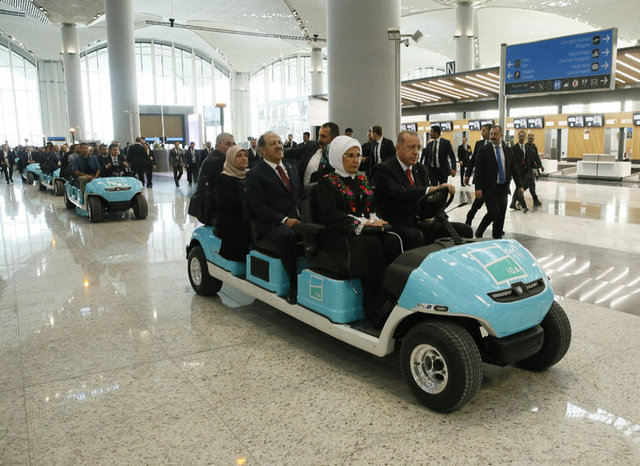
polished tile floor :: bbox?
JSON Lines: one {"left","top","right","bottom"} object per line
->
{"left": 1, "top": 173, "right": 640, "bottom": 464}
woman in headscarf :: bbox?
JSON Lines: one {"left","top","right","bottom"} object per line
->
{"left": 314, "top": 135, "right": 399, "bottom": 328}
{"left": 215, "top": 145, "right": 251, "bottom": 261}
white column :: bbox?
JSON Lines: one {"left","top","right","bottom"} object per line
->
{"left": 38, "top": 60, "right": 69, "bottom": 139}
{"left": 60, "top": 24, "right": 85, "bottom": 140}
{"left": 231, "top": 72, "right": 251, "bottom": 143}
{"left": 327, "top": 0, "right": 400, "bottom": 141}
{"left": 310, "top": 47, "right": 323, "bottom": 96}
{"left": 105, "top": 0, "right": 140, "bottom": 144}
{"left": 455, "top": 1, "right": 474, "bottom": 72}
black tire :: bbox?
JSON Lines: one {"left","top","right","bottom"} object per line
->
{"left": 187, "top": 245, "right": 222, "bottom": 296}
{"left": 516, "top": 301, "right": 571, "bottom": 372}
{"left": 26, "top": 172, "right": 34, "bottom": 185}
{"left": 400, "top": 321, "right": 482, "bottom": 413}
{"left": 88, "top": 196, "right": 103, "bottom": 223}
{"left": 64, "top": 190, "right": 74, "bottom": 209}
{"left": 132, "top": 193, "right": 148, "bottom": 219}
{"left": 54, "top": 179, "right": 64, "bottom": 196}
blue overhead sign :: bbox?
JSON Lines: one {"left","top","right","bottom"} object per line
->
{"left": 505, "top": 29, "right": 616, "bottom": 95}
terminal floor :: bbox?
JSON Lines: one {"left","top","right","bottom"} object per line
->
{"left": 1, "top": 174, "right": 639, "bottom": 464}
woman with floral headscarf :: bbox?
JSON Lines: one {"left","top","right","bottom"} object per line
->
{"left": 314, "top": 136, "right": 399, "bottom": 328}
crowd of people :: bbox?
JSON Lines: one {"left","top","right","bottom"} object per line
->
{"left": 2, "top": 123, "right": 544, "bottom": 328}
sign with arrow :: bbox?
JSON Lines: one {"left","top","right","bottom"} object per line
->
{"left": 505, "top": 28, "right": 617, "bottom": 95}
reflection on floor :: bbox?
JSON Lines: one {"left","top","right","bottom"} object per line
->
{"left": 1, "top": 174, "right": 639, "bottom": 464}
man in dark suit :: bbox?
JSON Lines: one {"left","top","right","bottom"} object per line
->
{"left": 510, "top": 131, "right": 531, "bottom": 212}
{"left": 169, "top": 142, "right": 185, "bottom": 186}
{"left": 247, "top": 138, "right": 261, "bottom": 167}
{"left": 464, "top": 123, "right": 492, "bottom": 226}
{"left": 374, "top": 131, "right": 470, "bottom": 250}
{"left": 366, "top": 125, "right": 395, "bottom": 177}
{"left": 184, "top": 141, "right": 200, "bottom": 186}
{"left": 102, "top": 143, "right": 129, "bottom": 177}
{"left": 283, "top": 133, "right": 297, "bottom": 149}
{"left": 127, "top": 137, "right": 148, "bottom": 186}
{"left": 291, "top": 122, "right": 337, "bottom": 186}
{"left": 246, "top": 131, "right": 303, "bottom": 304}
{"left": 457, "top": 137, "right": 471, "bottom": 186}
{"left": 474, "top": 125, "right": 523, "bottom": 239}
{"left": 525, "top": 133, "right": 544, "bottom": 207}
{"left": 421, "top": 125, "right": 456, "bottom": 185}
{"left": 190, "top": 132, "right": 235, "bottom": 224}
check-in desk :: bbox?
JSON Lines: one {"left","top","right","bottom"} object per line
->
{"left": 577, "top": 154, "right": 631, "bottom": 181}
{"left": 541, "top": 159, "right": 558, "bottom": 174}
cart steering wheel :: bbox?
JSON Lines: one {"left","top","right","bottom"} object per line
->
{"left": 415, "top": 185, "right": 454, "bottom": 220}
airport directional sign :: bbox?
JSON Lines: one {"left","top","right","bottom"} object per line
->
{"left": 505, "top": 29, "right": 616, "bottom": 95}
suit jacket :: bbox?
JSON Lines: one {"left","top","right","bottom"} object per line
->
{"left": 285, "top": 141, "right": 320, "bottom": 184}
{"left": 127, "top": 143, "right": 147, "bottom": 167}
{"left": 457, "top": 144, "right": 471, "bottom": 165}
{"left": 102, "top": 154, "right": 128, "bottom": 176}
{"left": 1, "top": 149, "right": 15, "bottom": 165}
{"left": 421, "top": 138, "right": 456, "bottom": 173}
{"left": 526, "top": 143, "right": 543, "bottom": 170}
{"left": 247, "top": 147, "right": 261, "bottom": 167}
{"left": 474, "top": 142, "right": 522, "bottom": 196}
{"left": 378, "top": 137, "right": 396, "bottom": 163}
{"left": 169, "top": 148, "right": 184, "bottom": 167}
{"left": 185, "top": 147, "right": 199, "bottom": 167}
{"left": 465, "top": 139, "right": 489, "bottom": 179}
{"left": 511, "top": 143, "right": 528, "bottom": 176}
{"left": 373, "top": 157, "right": 430, "bottom": 227}
{"left": 246, "top": 159, "right": 303, "bottom": 236}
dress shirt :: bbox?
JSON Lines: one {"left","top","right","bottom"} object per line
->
{"left": 303, "top": 148, "right": 323, "bottom": 185}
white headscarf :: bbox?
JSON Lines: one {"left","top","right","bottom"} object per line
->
{"left": 328, "top": 135, "right": 362, "bottom": 178}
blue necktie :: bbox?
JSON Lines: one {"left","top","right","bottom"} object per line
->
{"left": 496, "top": 145, "right": 505, "bottom": 184}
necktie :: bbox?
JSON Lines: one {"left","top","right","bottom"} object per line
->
{"left": 433, "top": 141, "right": 440, "bottom": 168}
{"left": 496, "top": 145, "right": 506, "bottom": 184}
{"left": 406, "top": 168, "right": 415, "bottom": 187}
{"left": 276, "top": 165, "right": 291, "bottom": 191}
{"left": 372, "top": 142, "right": 378, "bottom": 164}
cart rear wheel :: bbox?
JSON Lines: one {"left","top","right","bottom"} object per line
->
{"left": 188, "top": 245, "right": 222, "bottom": 296}
{"left": 400, "top": 321, "right": 482, "bottom": 413}
{"left": 26, "top": 172, "right": 34, "bottom": 185}
{"left": 516, "top": 301, "right": 571, "bottom": 372}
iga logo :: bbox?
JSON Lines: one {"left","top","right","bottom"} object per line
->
{"left": 469, "top": 245, "right": 528, "bottom": 285}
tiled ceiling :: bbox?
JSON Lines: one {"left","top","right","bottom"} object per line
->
{"left": 0, "top": 0, "right": 638, "bottom": 73}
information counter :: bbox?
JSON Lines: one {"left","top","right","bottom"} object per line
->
{"left": 577, "top": 154, "right": 631, "bottom": 181}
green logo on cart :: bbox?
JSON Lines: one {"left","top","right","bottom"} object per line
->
{"left": 486, "top": 256, "right": 526, "bottom": 284}
{"left": 310, "top": 275, "right": 323, "bottom": 301}
{"left": 469, "top": 245, "right": 528, "bottom": 285}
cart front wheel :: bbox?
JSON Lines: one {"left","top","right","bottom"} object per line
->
{"left": 400, "top": 321, "right": 482, "bottom": 413}
{"left": 516, "top": 301, "right": 571, "bottom": 372}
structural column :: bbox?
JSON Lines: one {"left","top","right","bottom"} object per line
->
{"left": 230, "top": 72, "right": 251, "bottom": 142}
{"left": 310, "top": 47, "right": 324, "bottom": 96}
{"left": 105, "top": 0, "right": 140, "bottom": 144}
{"left": 455, "top": 0, "right": 474, "bottom": 72}
{"left": 327, "top": 0, "right": 400, "bottom": 141}
{"left": 38, "top": 60, "right": 68, "bottom": 139}
{"left": 60, "top": 24, "right": 85, "bottom": 140}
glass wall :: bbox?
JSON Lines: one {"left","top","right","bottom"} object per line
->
{"left": 0, "top": 42, "right": 43, "bottom": 147}
{"left": 250, "top": 54, "right": 327, "bottom": 140}
{"left": 81, "top": 41, "right": 230, "bottom": 142}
